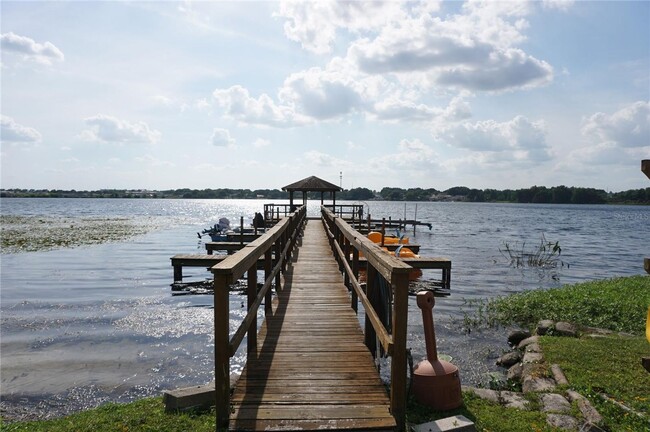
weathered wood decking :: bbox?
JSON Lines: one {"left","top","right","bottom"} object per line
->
{"left": 229, "top": 220, "right": 396, "bottom": 431}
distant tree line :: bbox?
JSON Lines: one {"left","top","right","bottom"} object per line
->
{"left": 1, "top": 186, "right": 648, "bottom": 205}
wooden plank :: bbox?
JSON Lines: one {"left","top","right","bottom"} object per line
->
{"left": 230, "top": 418, "right": 395, "bottom": 431}
{"left": 228, "top": 219, "right": 395, "bottom": 431}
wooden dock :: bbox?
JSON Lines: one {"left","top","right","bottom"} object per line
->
{"left": 229, "top": 220, "right": 395, "bottom": 430}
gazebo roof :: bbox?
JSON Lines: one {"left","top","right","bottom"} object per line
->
{"left": 282, "top": 176, "right": 342, "bottom": 192}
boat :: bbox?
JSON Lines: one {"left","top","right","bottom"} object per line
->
{"left": 197, "top": 217, "right": 232, "bottom": 242}
{"left": 367, "top": 231, "right": 409, "bottom": 245}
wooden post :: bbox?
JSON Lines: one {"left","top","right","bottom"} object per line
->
{"left": 173, "top": 264, "right": 182, "bottom": 282}
{"left": 390, "top": 272, "right": 410, "bottom": 432}
{"left": 381, "top": 218, "right": 386, "bottom": 247}
{"left": 352, "top": 247, "right": 359, "bottom": 314}
{"left": 275, "top": 238, "right": 282, "bottom": 293}
{"left": 265, "top": 249, "right": 273, "bottom": 315}
{"left": 239, "top": 216, "right": 244, "bottom": 245}
{"left": 343, "top": 238, "right": 350, "bottom": 288}
{"left": 247, "top": 264, "right": 257, "bottom": 358}
{"left": 365, "top": 265, "right": 377, "bottom": 356}
{"left": 214, "top": 273, "right": 230, "bottom": 429}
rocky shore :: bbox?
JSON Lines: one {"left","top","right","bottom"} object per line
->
{"left": 462, "top": 319, "right": 635, "bottom": 431}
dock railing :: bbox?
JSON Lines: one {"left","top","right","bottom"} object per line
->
{"left": 211, "top": 205, "right": 306, "bottom": 428}
{"left": 321, "top": 206, "right": 412, "bottom": 431}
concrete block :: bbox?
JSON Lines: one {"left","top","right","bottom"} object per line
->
{"left": 412, "top": 415, "right": 476, "bottom": 432}
{"left": 163, "top": 382, "right": 215, "bottom": 412}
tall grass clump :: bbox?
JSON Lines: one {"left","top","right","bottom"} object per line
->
{"left": 485, "top": 276, "right": 650, "bottom": 334}
{"left": 500, "top": 233, "right": 565, "bottom": 269}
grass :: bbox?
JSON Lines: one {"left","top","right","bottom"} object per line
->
{"left": 541, "top": 334, "right": 650, "bottom": 432}
{"left": 483, "top": 275, "right": 650, "bottom": 334}
{"left": 407, "top": 392, "right": 562, "bottom": 432}
{"left": 1, "top": 398, "right": 217, "bottom": 432}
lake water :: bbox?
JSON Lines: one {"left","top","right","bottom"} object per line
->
{"left": 1, "top": 198, "right": 648, "bottom": 420}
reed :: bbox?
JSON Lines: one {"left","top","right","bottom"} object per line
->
{"left": 499, "top": 233, "right": 564, "bottom": 269}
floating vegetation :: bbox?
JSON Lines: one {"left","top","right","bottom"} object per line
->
{"left": 499, "top": 233, "right": 566, "bottom": 269}
{"left": 0, "top": 215, "right": 159, "bottom": 254}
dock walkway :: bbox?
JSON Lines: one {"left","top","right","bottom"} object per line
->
{"left": 229, "top": 219, "right": 396, "bottom": 431}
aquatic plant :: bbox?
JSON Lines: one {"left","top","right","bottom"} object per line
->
{"left": 499, "top": 233, "right": 564, "bottom": 269}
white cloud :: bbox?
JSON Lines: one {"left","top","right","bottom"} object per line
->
{"left": 276, "top": 0, "right": 410, "bottom": 54}
{"left": 253, "top": 138, "right": 271, "bottom": 148}
{"left": 581, "top": 101, "right": 650, "bottom": 149}
{"left": 349, "top": 12, "right": 552, "bottom": 93}
{"left": 441, "top": 116, "right": 551, "bottom": 163}
{"left": 304, "top": 150, "right": 355, "bottom": 168}
{"left": 81, "top": 115, "right": 161, "bottom": 144}
{"left": 0, "top": 115, "right": 42, "bottom": 143}
{"left": 542, "top": 0, "right": 575, "bottom": 11}
{"left": 372, "top": 94, "right": 472, "bottom": 123}
{"left": 435, "top": 48, "right": 553, "bottom": 91}
{"left": 279, "top": 59, "right": 367, "bottom": 120}
{"left": 369, "top": 138, "right": 440, "bottom": 171}
{"left": 134, "top": 154, "right": 175, "bottom": 167}
{"left": 210, "top": 128, "right": 235, "bottom": 147}
{"left": 1, "top": 32, "right": 64, "bottom": 65}
{"left": 213, "top": 85, "right": 309, "bottom": 127}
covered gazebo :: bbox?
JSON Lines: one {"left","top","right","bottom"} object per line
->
{"left": 282, "top": 176, "right": 342, "bottom": 211}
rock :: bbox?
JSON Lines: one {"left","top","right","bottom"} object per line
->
{"left": 525, "top": 342, "right": 542, "bottom": 353}
{"left": 517, "top": 335, "right": 540, "bottom": 349}
{"left": 555, "top": 321, "right": 578, "bottom": 337}
{"left": 546, "top": 413, "right": 579, "bottom": 430}
{"left": 537, "top": 320, "right": 555, "bottom": 335}
{"left": 500, "top": 391, "right": 529, "bottom": 410}
{"left": 508, "top": 329, "right": 532, "bottom": 346}
{"left": 523, "top": 351, "right": 544, "bottom": 364}
{"left": 567, "top": 390, "right": 603, "bottom": 426}
{"left": 507, "top": 363, "right": 523, "bottom": 381}
{"left": 521, "top": 362, "right": 546, "bottom": 378}
{"left": 463, "top": 387, "right": 499, "bottom": 404}
{"left": 496, "top": 351, "right": 522, "bottom": 367}
{"left": 540, "top": 393, "right": 572, "bottom": 413}
{"left": 550, "top": 364, "right": 569, "bottom": 386}
{"left": 580, "top": 326, "right": 613, "bottom": 336}
{"left": 579, "top": 422, "right": 606, "bottom": 432}
{"left": 522, "top": 376, "right": 555, "bottom": 393}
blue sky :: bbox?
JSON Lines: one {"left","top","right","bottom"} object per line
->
{"left": 1, "top": 0, "right": 649, "bottom": 192}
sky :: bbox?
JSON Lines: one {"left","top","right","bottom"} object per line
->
{"left": 1, "top": 0, "right": 649, "bottom": 192}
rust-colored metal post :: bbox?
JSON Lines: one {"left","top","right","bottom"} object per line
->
{"left": 390, "top": 272, "right": 409, "bottom": 432}
{"left": 214, "top": 273, "right": 230, "bottom": 429}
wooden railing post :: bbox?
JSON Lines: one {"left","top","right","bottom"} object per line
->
{"left": 247, "top": 263, "right": 257, "bottom": 357}
{"left": 275, "top": 237, "right": 282, "bottom": 292}
{"left": 351, "top": 247, "right": 359, "bottom": 313}
{"left": 343, "top": 238, "right": 350, "bottom": 289}
{"left": 214, "top": 273, "right": 231, "bottom": 429}
{"left": 390, "top": 272, "right": 410, "bottom": 432}
{"left": 364, "top": 265, "right": 377, "bottom": 356}
{"left": 264, "top": 249, "right": 273, "bottom": 315}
